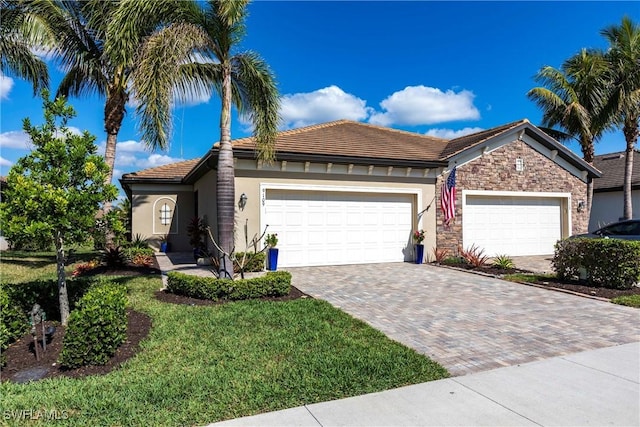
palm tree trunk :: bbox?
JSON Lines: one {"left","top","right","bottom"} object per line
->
{"left": 623, "top": 120, "right": 638, "bottom": 220}
{"left": 103, "top": 88, "right": 127, "bottom": 245}
{"left": 55, "top": 230, "right": 70, "bottom": 325}
{"left": 623, "top": 145, "right": 634, "bottom": 220}
{"left": 103, "top": 131, "right": 117, "bottom": 211}
{"left": 216, "top": 65, "right": 235, "bottom": 279}
{"left": 579, "top": 137, "right": 595, "bottom": 222}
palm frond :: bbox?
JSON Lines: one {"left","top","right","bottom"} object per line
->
{"left": 232, "top": 51, "right": 280, "bottom": 161}
{"left": 133, "top": 22, "right": 212, "bottom": 150}
{"left": 0, "top": 0, "right": 50, "bottom": 93}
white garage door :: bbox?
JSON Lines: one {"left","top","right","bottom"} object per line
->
{"left": 463, "top": 196, "right": 562, "bottom": 256}
{"left": 264, "top": 189, "right": 413, "bottom": 267}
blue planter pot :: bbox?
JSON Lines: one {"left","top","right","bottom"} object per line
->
{"left": 415, "top": 244, "right": 424, "bottom": 264}
{"left": 268, "top": 248, "right": 279, "bottom": 271}
{"left": 160, "top": 242, "right": 169, "bottom": 253}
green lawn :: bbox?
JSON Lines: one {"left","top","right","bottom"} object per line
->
{"left": 1, "top": 252, "right": 448, "bottom": 426}
{"left": 612, "top": 294, "right": 640, "bottom": 308}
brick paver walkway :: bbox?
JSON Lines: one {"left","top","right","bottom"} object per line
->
{"left": 287, "top": 263, "right": 640, "bottom": 376}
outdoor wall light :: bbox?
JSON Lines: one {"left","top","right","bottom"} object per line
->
{"left": 577, "top": 200, "right": 585, "bottom": 213}
{"left": 238, "top": 193, "right": 248, "bottom": 210}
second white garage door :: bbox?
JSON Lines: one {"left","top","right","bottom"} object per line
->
{"left": 264, "top": 189, "right": 414, "bottom": 267}
{"left": 463, "top": 195, "right": 563, "bottom": 256}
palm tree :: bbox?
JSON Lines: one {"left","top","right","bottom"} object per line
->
{"left": 21, "top": 0, "right": 185, "bottom": 219}
{"left": 128, "top": 0, "right": 280, "bottom": 279}
{"left": 601, "top": 17, "right": 640, "bottom": 220}
{"left": 527, "top": 48, "right": 609, "bottom": 217}
{"left": 0, "top": 0, "right": 50, "bottom": 93}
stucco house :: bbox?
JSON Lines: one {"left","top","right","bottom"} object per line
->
{"left": 120, "top": 119, "right": 600, "bottom": 267}
{"left": 589, "top": 150, "right": 640, "bottom": 230}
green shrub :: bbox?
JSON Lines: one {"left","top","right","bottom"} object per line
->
{"left": 59, "top": 283, "right": 128, "bottom": 369}
{"left": 166, "top": 271, "right": 291, "bottom": 301}
{"left": 553, "top": 238, "right": 640, "bottom": 290}
{"left": 442, "top": 256, "right": 467, "bottom": 266}
{"left": 493, "top": 254, "right": 515, "bottom": 270}
{"left": 102, "top": 246, "right": 130, "bottom": 268}
{"left": 123, "top": 246, "right": 154, "bottom": 259}
{"left": 0, "top": 286, "right": 29, "bottom": 365}
{"left": 234, "top": 251, "right": 266, "bottom": 273}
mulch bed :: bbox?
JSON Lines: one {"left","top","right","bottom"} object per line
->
{"left": 518, "top": 277, "right": 640, "bottom": 299}
{"left": 1, "top": 309, "right": 151, "bottom": 383}
{"left": 440, "top": 263, "right": 640, "bottom": 299}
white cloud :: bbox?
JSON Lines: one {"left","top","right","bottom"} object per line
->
{"left": 114, "top": 154, "right": 139, "bottom": 167}
{"left": 368, "top": 86, "right": 480, "bottom": 126}
{"left": 425, "top": 127, "right": 484, "bottom": 139}
{"left": 135, "top": 153, "right": 182, "bottom": 169}
{"left": 0, "top": 74, "right": 14, "bottom": 100}
{"left": 1, "top": 126, "right": 84, "bottom": 150}
{"left": 116, "top": 140, "right": 147, "bottom": 153}
{"left": 280, "top": 85, "right": 372, "bottom": 129}
{"left": 0, "top": 156, "right": 13, "bottom": 167}
{"left": 0, "top": 130, "right": 30, "bottom": 149}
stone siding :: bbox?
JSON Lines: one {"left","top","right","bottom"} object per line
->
{"left": 436, "top": 139, "right": 589, "bottom": 254}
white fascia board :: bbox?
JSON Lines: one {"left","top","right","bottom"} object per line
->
{"left": 444, "top": 133, "right": 588, "bottom": 182}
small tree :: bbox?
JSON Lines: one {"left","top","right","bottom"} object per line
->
{"left": 0, "top": 92, "right": 117, "bottom": 325}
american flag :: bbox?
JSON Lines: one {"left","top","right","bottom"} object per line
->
{"left": 440, "top": 166, "right": 457, "bottom": 227}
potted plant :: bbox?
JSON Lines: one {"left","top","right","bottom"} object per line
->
{"left": 265, "top": 233, "right": 279, "bottom": 270}
{"left": 160, "top": 234, "right": 170, "bottom": 253}
{"left": 187, "top": 216, "right": 207, "bottom": 261}
{"left": 413, "top": 229, "right": 425, "bottom": 264}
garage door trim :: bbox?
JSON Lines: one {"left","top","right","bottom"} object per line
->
{"left": 260, "top": 183, "right": 423, "bottom": 266}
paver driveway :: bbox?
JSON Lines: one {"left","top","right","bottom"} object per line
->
{"left": 287, "top": 263, "right": 640, "bottom": 376}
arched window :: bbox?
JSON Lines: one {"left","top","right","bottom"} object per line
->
{"left": 160, "top": 203, "right": 172, "bottom": 225}
{"left": 153, "top": 197, "right": 177, "bottom": 234}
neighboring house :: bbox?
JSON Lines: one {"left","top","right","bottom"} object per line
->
{"left": 121, "top": 119, "right": 599, "bottom": 266}
{"left": 589, "top": 150, "right": 640, "bottom": 230}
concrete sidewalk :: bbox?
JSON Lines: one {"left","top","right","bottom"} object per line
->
{"left": 210, "top": 342, "right": 640, "bottom": 426}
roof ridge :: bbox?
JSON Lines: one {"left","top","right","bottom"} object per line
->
{"left": 440, "top": 119, "right": 529, "bottom": 159}
{"left": 228, "top": 120, "right": 448, "bottom": 148}
{"left": 595, "top": 149, "right": 640, "bottom": 159}
{"left": 122, "top": 158, "right": 199, "bottom": 177}
{"left": 346, "top": 120, "right": 448, "bottom": 142}
{"left": 229, "top": 120, "right": 353, "bottom": 147}
{"left": 451, "top": 119, "right": 527, "bottom": 142}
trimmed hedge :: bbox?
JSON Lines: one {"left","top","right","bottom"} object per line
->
{"left": 166, "top": 270, "right": 291, "bottom": 301}
{"left": 0, "top": 287, "right": 28, "bottom": 366}
{"left": 2, "top": 278, "right": 94, "bottom": 321}
{"left": 553, "top": 238, "right": 640, "bottom": 290}
{"left": 59, "top": 283, "right": 128, "bottom": 369}
{"left": 0, "top": 278, "right": 95, "bottom": 364}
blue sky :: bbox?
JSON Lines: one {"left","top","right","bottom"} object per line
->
{"left": 1, "top": 1, "right": 638, "bottom": 196}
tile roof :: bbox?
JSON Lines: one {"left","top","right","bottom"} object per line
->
{"left": 593, "top": 150, "right": 640, "bottom": 191}
{"left": 121, "top": 119, "right": 599, "bottom": 183}
{"left": 120, "top": 159, "right": 200, "bottom": 181}
{"left": 228, "top": 120, "right": 449, "bottom": 163}
{"left": 439, "top": 120, "right": 528, "bottom": 159}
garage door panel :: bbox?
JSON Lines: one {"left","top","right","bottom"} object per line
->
{"left": 264, "top": 189, "right": 413, "bottom": 267}
{"left": 464, "top": 195, "right": 562, "bottom": 256}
